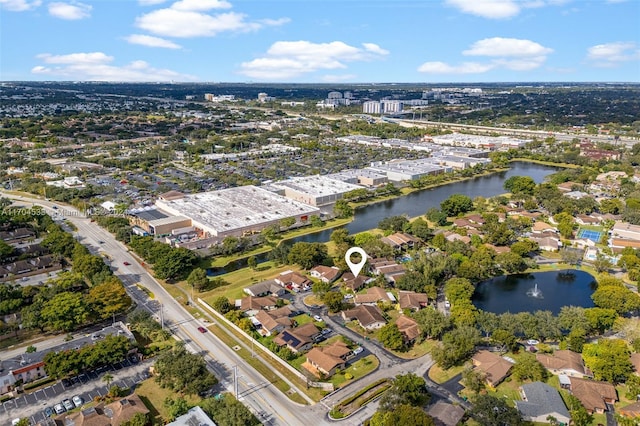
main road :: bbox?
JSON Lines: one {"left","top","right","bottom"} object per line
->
{"left": 1, "top": 192, "right": 325, "bottom": 426}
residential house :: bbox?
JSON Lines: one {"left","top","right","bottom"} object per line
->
{"left": 442, "top": 231, "right": 471, "bottom": 244}
{"left": 342, "top": 273, "right": 371, "bottom": 292}
{"left": 396, "top": 315, "right": 420, "bottom": 345}
{"left": 167, "top": 406, "right": 216, "bottom": 426}
{"left": 275, "top": 270, "right": 312, "bottom": 292}
{"left": 397, "top": 291, "right": 429, "bottom": 311}
{"left": 532, "top": 221, "right": 557, "bottom": 233}
{"left": 354, "top": 286, "right": 392, "bottom": 306}
{"left": 529, "top": 236, "right": 561, "bottom": 252}
{"left": 576, "top": 214, "right": 600, "bottom": 226}
{"left": 536, "top": 350, "right": 591, "bottom": 378}
{"left": 619, "top": 402, "right": 640, "bottom": 419}
{"left": 310, "top": 265, "right": 341, "bottom": 284}
{"left": 557, "top": 182, "right": 576, "bottom": 192}
{"left": 452, "top": 218, "right": 477, "bottom": 229}
{"left": 466, "top": 214, "right": 486, "bottom": 225}
{"left": 471, "top": 350, "right": 514, "bottom": 388}
{"left": 484, "top": 243, "right": 511, "bottom": 254}
{"left": 515, "top": 382, "right": 571, "bottom": 425}
{"left": 369, "top": 258, "right": 406, "bottom": 283}
{"left": 303, "top": 341, "right": 351, "bottom": 377}
{"left": 610, "top": 238, "right": 640, "bottom": 252}
{"left": 238, "top": 296, "right": 278, "bottom": 317}
{"left": 254, "top": 307, "right": 293, "bottom": 337}
{"left": 0, "top": 227, "right": 35, "bottom": 242}
{"left": 342, "top": 305, "right": 387, "bottom": 330}
{"left": 273, "top": 323, "right": 320, "bottom": 353}
{"left": 62, "top": 394, "right": 149, "bottom": 425}
{"left": 244, "top": 280, "right": 286, "bottom": 297}
{"left": 568, "top": 376, "right": 617, "bottom": 414}
{"left": 380, "top": 232, "right": 421, "bottom": 251}
{"left": 427, "top": 401, "right": 465, "bottom": 426}
{"left": 612, "top": 222, "right": 640, "bottom": 240}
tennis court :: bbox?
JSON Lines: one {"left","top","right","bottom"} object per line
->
{"left": 577, "top": 228, "right": 603, "bottom": 242}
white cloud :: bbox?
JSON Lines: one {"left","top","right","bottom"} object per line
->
{"left": 170, "top": 0, "right": 231, "bottom": 11}
{"left": 239, "top": 40, "right": 389, "bottom": 80}
{"left": 139, "top": 0, "right": 167, "bottom": 5}
{"left": 32, "top": 51, "right": 196, "bottom": 81}
{"left": 417, "top": 61, "right": 495, "bottom": 74}
{"left": 48, "top": 1, "right": 91, "bottom": 20}
{"left": 418, "top": 37, "right": 552, "bottom": 74}
{"left": 463, "top": 37, "right": 553, "bottom": 57}
{"left": 135, "top": 8, "right": 285, "bottom": 37}
{"left": 445, "top": 0, "right": 569, "bottom": 19}
{"left": 0, "top": 0, "right": 41, "bottom": 11}
{"left": 125, "top": 34, "right": 182, "bottom": 49}
{"left": 587, "top": 42, "right": 640, "bottom": 67}
{"left": 445, "top": 0, "right": 521, "bottom": 19}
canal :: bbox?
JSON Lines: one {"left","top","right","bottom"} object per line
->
{"left": 208, "top": 161, "right": 560, "bottom": 275}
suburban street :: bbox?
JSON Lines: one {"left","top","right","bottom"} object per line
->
{"left": 1, "top": 192, "right": 465, "bottom": 426}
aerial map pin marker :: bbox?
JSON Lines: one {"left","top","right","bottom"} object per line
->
{"left": 345, "top": 247, "right": 367, "bottom": 277}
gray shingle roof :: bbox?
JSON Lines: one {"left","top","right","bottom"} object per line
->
{"left": 516, "top": 382, "right": 570, "bottom": 419}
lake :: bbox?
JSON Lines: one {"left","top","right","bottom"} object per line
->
{"left": 208, "top": 161, "right": 560, "bottom": 275}
{"left": 472, "top": 270, "right": 597, "bottom": 315}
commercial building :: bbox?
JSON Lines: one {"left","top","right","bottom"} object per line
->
{"left": 367, "top": 159, "right": 447, "bottom": 181}
{"left": 155, "top": 186, "right": 319, "bottom": 238}
{"left": 325, "top": 169, "right": 388, "bottom": 187}
{"left": 270, "top": 175, "right": 363, "bottom": 206}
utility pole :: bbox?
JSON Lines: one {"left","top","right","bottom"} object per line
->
{"left": 160, "top": 303, "right": 164, "bottom": 330}
{"left": 233, "top": 366, "right": 239, "bottom": 399}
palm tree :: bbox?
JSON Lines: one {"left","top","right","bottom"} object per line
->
{"left": 102, "top": 373, "right": 113, "bottom": 388}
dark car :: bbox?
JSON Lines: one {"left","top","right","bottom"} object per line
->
{"left": 44, "top": 407, "right": 54, "bottom": 417}
{"left": 197, "top": 326, "right": 207, "bottom": 333}
{"left": 61, "top": 378, "right": 72, "bottom": 387}
{"left": 123, "top": 261, "right": 131, "bottom": 266}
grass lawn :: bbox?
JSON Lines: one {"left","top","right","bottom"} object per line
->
{"left": 202, "top": 262, "right": 301, "bottom": 302}
{"left": 136, "top": 378, "right": 201, "bottom": 425}
{"left": 391, "top": 338, "right": 438, "bottom": 359}
{"left": 428, "top": 363, "right": 468, "bottom": 384}
{"left": 206, "top": 245, "right": 272, "bottom": 268}
{"left": 303, "top": 294, "right": 324, "bottom": 307}
{"left": 486, "top": 378, "right": 522, "bottom": 407}
{"left": 292, "top": 313, "right": 314, "bottom": 326}
{"left": 331, "top": 355, "right": 379, "bottom": 388}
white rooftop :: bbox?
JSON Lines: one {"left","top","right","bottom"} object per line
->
{"left": 272, "top": 175, "right": 363, "bottom": 197}
{"left": 155, "top": 185, "right": 319, "bottom": 233}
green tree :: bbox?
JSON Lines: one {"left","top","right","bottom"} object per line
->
{"left": 444, "top": 277, "right": 475, "bottom": 304}
{"left": 582, "top": 339, "right": 633, "bottom": 383}
{"left": 378, "top": 215, "right": 409, "bottom": 232}
{"left": 412, "top": 307, "right": 451, "bottom": 340}
{"left": 470, "top": 394, "right": 524, "bottom": 426}
{"left": 154, "top": 345, "right": 217, "bottom": 395}
{"left": 211, "top": 296, "right": 233, "bottom": 314}
{"left": 565, "top": 393, "right": 593, "bottom": 426}
{"left": 187, "top": 268, "right": 209, "bottom": 292}
{"left": 504, "top": 176, "right": 536, "bottom": 195}
{"left": 200, "top": 393, "right": 260, "bottom": 426}
{"left": 312, "top": 280, "right": 332, "bottom": 296}
{"left": 164, "top": 397, "right": 191, "bottom": 421}
{"left": 334, "top": 199, "right": 353, "bottom": 218}
{"left": 121, "top": 412, "right": 150, "bottom": 426}
{"left": 379, "top": 323, "right": 405, "bottom": 351}
{"left": 330, "top": 228, "right": 352, "bottom": 245}
{"left": 379, "top": 373, "right": 431, "bottom": 411}
{"left": 592, "top": 285, "right": 640, "bottom": 314}
{"left": 322, "top": 291, "right": 345, "bottom": 313}
{"left": 432, "top": 326, "right": 480, "bottom": 369}
{"left": 408, "top": 217, "right": 431, "bottom": 240}
{"left": 462, "top": 367, "right": 486, "bottom": 393}
{"left": 440, "top": 194, "right": 473, "bottom": 217}
{"left": 511, "top": 353, "right": 548, "bottom": 382}
{"left": 370, "top": 405, "right": 434, "bottom": 426}
{"left": 287, "top": 242, "right": 328, "bottom": 269}
{"left": 42, "top": 291, "right": 90, "bottom": 331}
{"left": 426, "top": 208, "right": 448, "bottom": 226}
{"left": 88, "top": 277, "right": 132, "bottom": 320}
{"left": 491, "top": 329, "right": 519, "bottom": 353}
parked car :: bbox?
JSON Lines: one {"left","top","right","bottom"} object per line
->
{"left": 526, "top": 339, "right": 540, "bottom": 345}
{"left": 353, "top": 347, "right": 364, "bottom": 355}
{"left": 44, "top": 407, "right": 54, "bottom": 417}
{"left": 72, "top": 396, "right": 84, "bottom": 407}
{"left": 123, "top": 261, "right": 131, "bottom": 266}
{"left": 53, "top": 404, "right": 66, "bottom": 415}
{"left": 197, "top": 326, "right": 207, "bottom": 333}
{"left": 61, "top": 378, "right": 72, "bottom": 387}
{"left": 63, "top": 399, "right": 75, "bottom": 411}
{"left": 313, "top": 315, "right": 323, "bottom": 322}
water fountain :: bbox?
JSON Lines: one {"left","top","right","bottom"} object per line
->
{"left": 526, "top": 283, "right": 543, "bottom": 299}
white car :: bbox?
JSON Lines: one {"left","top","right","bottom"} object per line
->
{"left": 72, "top": 395, "right": 84, "bottom": 407}
{"left": 313, "top": 315, "right": 323, "bottom": 322}
{"left": 53, "top": 404, "right": 66, "bottom": 415}
{"left": 353, "top": 347, "right": 364, "bottom": 355}
{"left": 526, "top": 339, "right": 540, "bottom": 345}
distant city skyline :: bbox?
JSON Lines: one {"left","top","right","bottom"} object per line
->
{"left": 1, "top": 0, "right": 639, "bottom": 83}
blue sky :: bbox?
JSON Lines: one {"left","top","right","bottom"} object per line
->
{"left": 1, "top": 0, "right": 639, "bottom": 83}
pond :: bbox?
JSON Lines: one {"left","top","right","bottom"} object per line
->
{"left": 472, "top": 269, "right": 597, "bottom": 315}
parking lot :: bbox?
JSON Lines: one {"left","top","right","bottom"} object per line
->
{"left": 0, "top": 358, "right": 152, "bottom": 426}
